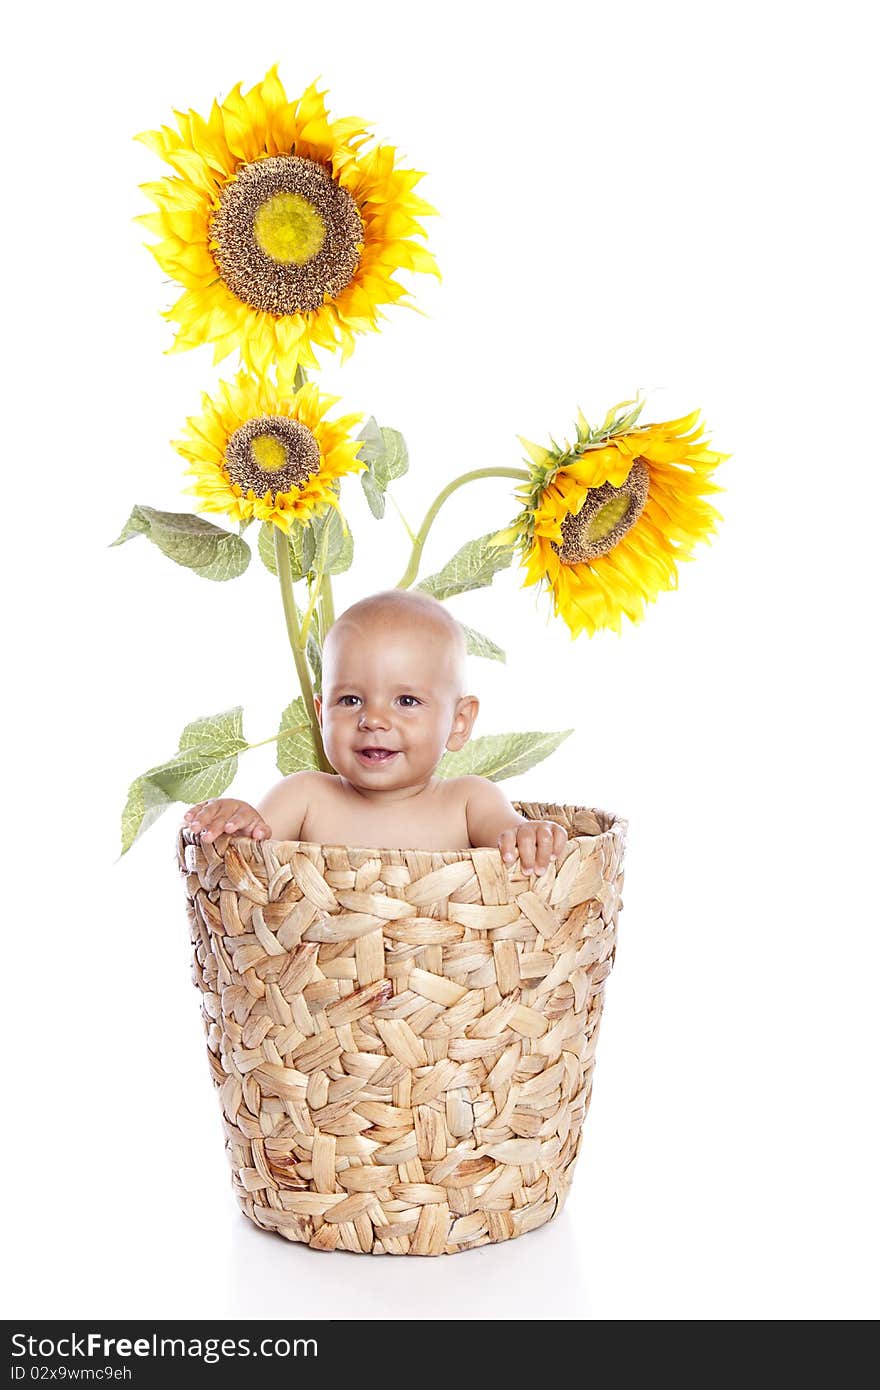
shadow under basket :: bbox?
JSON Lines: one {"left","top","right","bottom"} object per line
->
{"left": 177, "top": 801, "right": 627, "bottom": 1256}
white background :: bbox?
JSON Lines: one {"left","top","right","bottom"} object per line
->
{"left": 4, "top": 0, "right": 877, "bottom": 1321}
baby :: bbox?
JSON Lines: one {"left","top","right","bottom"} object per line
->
{"left": 183, "top": 589, "right": 568, "bottom": 874}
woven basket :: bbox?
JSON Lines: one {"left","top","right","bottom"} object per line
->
{"left": 177, "top": 800, "right": 626, "bottom": 1256}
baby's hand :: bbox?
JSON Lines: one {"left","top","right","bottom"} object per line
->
{"left": 182, "top": 799, "right": 272, "bottom": 844}
{"left": 499, "top": 820, "right": 568, "bottom": 875}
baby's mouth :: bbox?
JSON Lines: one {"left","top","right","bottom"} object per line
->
{"left": 355, "top": 747, "right": 400, "bottom": 765}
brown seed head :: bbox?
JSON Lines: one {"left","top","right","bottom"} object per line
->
{"left": 210, "top": 154, "right": 364, "bottom": 316}
{"left": 552, "top": 458, "right": 650, "bottom": 565}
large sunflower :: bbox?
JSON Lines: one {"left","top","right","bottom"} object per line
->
{"left": 134, "top": 67, "right": 439, "bottom": 374}
{"left": 174, "top": 371, "right": 365, "bottom": 532}
{"left": 500, "top": 400, "right": 727, "bottom": 638}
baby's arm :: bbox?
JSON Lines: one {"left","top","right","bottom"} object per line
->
{"left": 463, "top": 776, "right": 568, "bottom": 875}
{"left": 183, "top": 772, "right": 318, "bottom": 844}
{"left": 254, "top": 771, "right": 319, "bottom": 842}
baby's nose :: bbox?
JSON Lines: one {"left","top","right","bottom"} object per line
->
{"left": 358, "top": 707, "right": 391, "bottom": 728}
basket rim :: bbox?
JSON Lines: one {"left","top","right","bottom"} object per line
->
{"left": 180, "top": 801, "right": 627, "bottom": 862}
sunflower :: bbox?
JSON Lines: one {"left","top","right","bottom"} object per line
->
{"left": 498, "top": 399, "right": 727, "bottom": 638}
{"left": 173, "top": 371, "right": 365, "bottom": 532}
{"left": 134, "top": 67, "right": 440, "bottom": 374}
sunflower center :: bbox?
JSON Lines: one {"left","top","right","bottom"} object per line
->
{"left": 584, "top": 492, "right": 631, "bottom": 542}
{"left": 225, "top": 416, "right": 321, "bottom": 497}
{"left": 210, "top": 154, "right": 364, "bottom": 317}
{"left": 250, "top": 433, "right": 289, "bottom": 473}
{"left": 553, "top": 458, "right": 650, "bottom": 565}
{"left": 253, "top": 191, "right": 326, "bottom": 265}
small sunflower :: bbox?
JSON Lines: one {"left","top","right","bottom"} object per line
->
{"left": 134, "top": 66, "right": 440, "bottom": 374}
{"left": 174, "top": 371, "right": 365, "bottom": 532}
{"left": 498, "top": 399, "right": 727, "bottom": 638}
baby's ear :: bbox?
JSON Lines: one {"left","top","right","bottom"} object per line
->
{"left": 447, "top": 694, "right": 479, "bottom": 750}
{"left": 313, "top": 694, "right": 323, "bottom": 725}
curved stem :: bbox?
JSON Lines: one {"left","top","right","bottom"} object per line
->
{"left": 395, "top": 467, "right": 529, "bottom": 589}
{"left": 274, "top": 528, "right": 333, "bottom": 773}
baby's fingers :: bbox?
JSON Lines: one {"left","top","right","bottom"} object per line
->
{"left": 190, "top": 799, "right": 244, "bottom": 841}
{"left": 516, "top": 826, "right": 539, "bottom": 872}
{"left": 498, "top": 828, "right": 518, "bottom": 865}
{"left": 531, "top": 822, "right": 557, "bottom": 874}
{"left": 235, "top": 815, "right": 272, "bottom": 840}
{"left": 194, "top": 802, "right": 234, "bottom": 841}
{"left": 184, "top": 799, "right": 220, "bottom": 832}
{"left": 219, "top": 804, "right": 265, "bottom": 838}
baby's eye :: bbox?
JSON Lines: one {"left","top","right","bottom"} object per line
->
{"left": 338, "top": 695, "right": 361, "bottom": 706}
{"left": 397, "top": 695, "right": 421, "bottom": 708}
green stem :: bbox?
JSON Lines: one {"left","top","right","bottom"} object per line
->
{"left": 274, "top": 528, "right": 333, "bottom": 773}
{"left": 245, "top": 721, "right": 314, "bottom": 752}
{"left": 299, "top": 522, "right": 330, "bottom": 647}
{"left": 319, "top": 571, "right": 335, "bottom": 641}
{"left": 395, "top": 467, "right": 529, "bottom": 589}
{"left": 247, "top": 732, "right": 286, "bottom": 750}
{"left": 388, "top": 490, "right": 417, "bottom": 544}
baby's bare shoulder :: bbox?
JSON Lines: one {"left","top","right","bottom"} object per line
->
{"left": 447, "top": 774, "right": 498, "bottom": 792}
{"left": 442, "top": 775, "right": 506, "bottom": 806}
{"left": 261, "top": 770, "right": 342, "bottom": 801}
{"left": 256, "top": 770, "right": 340, "bottom": 838}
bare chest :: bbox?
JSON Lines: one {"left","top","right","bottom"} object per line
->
{"left": 299, "top": 780, "right": 471, "bottom": 851}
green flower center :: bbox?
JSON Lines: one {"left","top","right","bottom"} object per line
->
{"left": 253, "top": 191, "right": 326, "bottom": 265}
{"left": 553, "top": 459, "right": 650, "bottom": 565}
{"left": 225, "top": 416, "right": 321, "bottom": 498}
{"left": 210, "top": 154, "right": 364, "bottom": 316}
{"left": 250, "top": 433, "right": 289, "bottom": 473}
{"left": 583, "top": 492, "right": 631, "bottom": 542}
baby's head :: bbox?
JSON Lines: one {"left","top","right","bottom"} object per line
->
{"left": 315, "top": 590, "right": 479, "bottom": 791}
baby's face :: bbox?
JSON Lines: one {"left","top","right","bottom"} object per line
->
{"left": 315, "top": 617, "right": 476, "bottom": 794}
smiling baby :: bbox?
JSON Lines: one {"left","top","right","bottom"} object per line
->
{"left": 183, "top": 589, "right": 567, "bottom": 874}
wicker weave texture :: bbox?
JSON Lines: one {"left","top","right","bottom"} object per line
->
{"left": 177, "top": 802, "right": 626, "bottom": 1255}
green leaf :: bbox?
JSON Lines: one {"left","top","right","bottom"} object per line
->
{"left": 258, "top": 522, "right": 305, "bottom": 580}
{"left": 121, "top": 751, "right": 241, "bottom": 855}
{"left": 110, "top": 505, "right": 250, "bottom": 581}
{"left": 361, "top": 470, "right": 386, "bottom": 520}
{"left": 416, "top": 532, "right": 516, "bottom": 600}
{"left": 304, "top": 507, "right": 354, "bottom": 577}
{"left": 178, "top": 708, "right": 245, "bottom": 753}
{"left": 436, "top": 729, "right": 573, "bottom": 782}
{"left": 460, "top": 624, "right": 506, "bottom": 663}
{"left": 307, "top": 631, "right": 323, "bottom": 695}
{"left": 377, "top": 426, "right": 409, "bottom": 481}
{"left": 120, "top": 777, "right": 176, "bottom": 858}
{"left": 357, "top": 417, "right": 409, "bottom": 519}
{"left": 119, "top": 706, "right": 249, "bottom": 855}
{"left": 354, "top": 415, "right": 385, "bottom": 467}
{"left": 276, "top": 697, "right": 320, "bottom": 775}
{"left": 160, "top": 750, "right": 242, "bottom": 808}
